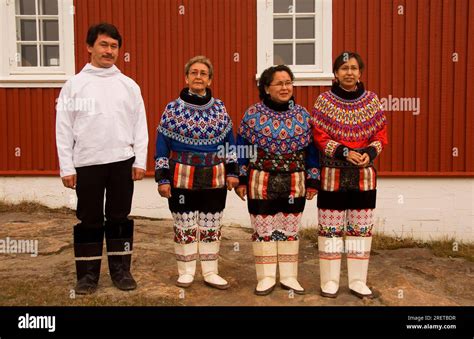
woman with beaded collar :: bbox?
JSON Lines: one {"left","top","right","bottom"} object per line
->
{"left": 155, "top": 56, "right": 239, "bottom": 290}
{"left": 236, "top": 65, "right": 320, "bottom": 296}
{"left": 311, "top": 52, "right": 388, "bottom": 299}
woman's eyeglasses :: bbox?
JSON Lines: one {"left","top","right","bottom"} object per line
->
{"left": 269, "top": 81, "right": 294, "bottom": 88}
{"left": 189, "top": 70, "right": 209, "bottom": 78}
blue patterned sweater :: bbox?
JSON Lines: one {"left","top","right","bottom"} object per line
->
{"left": 237, "top": 97, "right": 320, "bottom": 189}
{"left": 155, "top": 88, "right": 238, "bottom": 185}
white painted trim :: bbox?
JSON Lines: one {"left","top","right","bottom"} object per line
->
{"left": 0, "top": 1, "right": 10, "bottom": 78}
{"left": 0, "top": 76, "right": 70, "bottom": 87}
{"left": 255, "top": 71, "right": 334, "bottom": 86}
{"left": 256, "top": 0, "right": 273, "bottom": 78}
{"left": 0, "top": 0, "right": 75, "bottom": 88}
{"left": 256, "top": 0, "right": 333, "bottom": 86}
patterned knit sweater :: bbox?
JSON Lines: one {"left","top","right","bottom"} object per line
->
{"left": 237, "top": 97, "right": 320, "bottom": 189}
{"left": 155, "top": 88, "right": 238, "bottom": 186}
{"left": 311, "top": 82, "right": 388, "bottom": 167}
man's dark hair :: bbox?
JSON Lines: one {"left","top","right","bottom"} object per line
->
{"left": 257, "top": 65, "right": 295, "bottom": 100}
{"left": 333, "top": 51, "right": 365, "bottom": 73}
{"left": 86, "top": 22, "right": 122, "bottom": 48}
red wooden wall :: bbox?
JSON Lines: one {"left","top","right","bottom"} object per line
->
{"left": 0, "top": 0, "right": 473, "bottom": 176}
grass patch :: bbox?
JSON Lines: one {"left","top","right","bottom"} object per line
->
{"left": 299, "top": 228, "right": 473, "bottom": 262}
{"left": 0, "top": 200, "right": 74, "bottom": 215}
{"left": 0, "top": 280, "right": 182, "bottom": 306}
{"left": 0, "top": 200, "right": 165, "bottom": 221}
{"left": 428, "top": 239, "right": 473, "bottom": 262}
{"left": 299, "top": 228, "right": 319, "bottom": 244}
{"left": 69, "top": 295, "right": 182, "bottom": 306}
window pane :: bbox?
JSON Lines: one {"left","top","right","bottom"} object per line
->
{"left": 296, "top": 18, "right": 314, "bottom": 39}
{"left": 19, "top": 45, "right": 38, "bottom": 66}
{"left": 42, "top": 20, "right": 59, "bottom": 41}
{"left": 274, "top": 44, "right": 293, "bottom": 65}
{"left": 18, "top": 0, "right": 36, "bottom": 15}
{"left": 274, "top": 18, "right": 292, "bottom": 39}
{"left": 296, "top": 43, "right": 315, "bottom": 65}
{"left": 41, "top": 0, "right": 58, "bottom": 15}
{"left": 42, "top": 45, "right": 59, "bottom": 66}
{"left": 274, "top": 0, "right": 293, "bottom": 13}
{"left": 19, "top": 19, "right": 37, "bottom": 41}
{"left": 296, "top": 0, "right": 315, "bottom": 13}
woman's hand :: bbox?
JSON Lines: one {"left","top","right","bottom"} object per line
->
{"left": 345, "top": 150, "right": 364, "bottom": 165}
{"left": 157, "top": 184, "right": 172, "bottom": 198}
{"left": 226, "top": 176, "right": 239, "bottom": 191}
{"left": 346, "top": 150, "right": 371, "bottom": 167}
{"left": 358, "top": 153, "right": 370, "bottom": 167}
{"left": 235, "top": 185, "right": 247, "bottom": 201}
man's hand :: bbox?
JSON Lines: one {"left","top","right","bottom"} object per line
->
{"left": 61, "top": 175, "right": 77, "bottom": 189}
{"left": 235, "top": 185, "right": 247, "bottom": 201}
{"left": 306, "top": 189, "right": 318, "bottom": 200}
{"left": 158, "top": 184, "right": 172, "bottom": 198}
{"left": 132, "top": 167, "right": 146, "bottom": 181}
{"left": 226, "top": 177, "right": 239, "bottom": 191}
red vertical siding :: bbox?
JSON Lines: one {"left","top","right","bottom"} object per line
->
{"left": 378, "top": 0, "right": 393, "bottom": 172}
{"left": 403, "top": 0, "right": 416, "bottom": 172}
{"left": 427, "top": 0, "right": 442, "bottom": 172}
{"left": 0, "top": 89, "right": 7, "bottom": 168}
{"left": 465, "top": 1, "right": 474, "bottom": 172}
{"left": 0, "top": 0, "right": 472, "bottom": 176}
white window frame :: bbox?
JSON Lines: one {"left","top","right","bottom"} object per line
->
{"left": 0, "top": 0, "right": 75, "bottom": 88}
{"left": 257, "top": 0, "right": 333, "bottom": 86}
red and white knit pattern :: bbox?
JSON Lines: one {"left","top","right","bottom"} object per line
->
{"left": 346, "top": 209, "right": 374, "bottom": 237}
{"left": 347, "top": 209, "right": 374, "bottom": 226}
{"left": 318, "top": 209, "right": 345, "bottom": 237}
{"left": 318, "top": 209, "right": 345, "bottom": 227}
{"left": 251, "top": 212, "right": 301, "bottom": 238}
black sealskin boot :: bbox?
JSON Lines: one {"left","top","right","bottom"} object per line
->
{"left": 73, "top": 225, "right": 104, "bottom": 295}
{"left": 105, "top": 219, "right": 137, "bottom": 291}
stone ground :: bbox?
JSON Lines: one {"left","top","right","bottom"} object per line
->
{"left": 0, "top": 208, "right": 473, "bottom": 306}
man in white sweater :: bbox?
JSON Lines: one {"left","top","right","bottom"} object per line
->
{"left": 56, "top": 23, "right": 148, "bottom": 294}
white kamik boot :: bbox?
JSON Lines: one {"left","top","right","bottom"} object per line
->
{"left": 199, "top": 241, "right": 230, "bottom": 290}
{"left": 278, "top": 240, "right": 305, "bottom": 295}
{"left": 318, "top": 236, "right": 343, "bottom": 298}
{"left": 174, "top": 242, "right": 198, "bottom": 288}
{"left": 253, "top": 241, "right": 277, "bottom": 295}
{"left": 347, "top": 236, "right": 373, "bottom": 299}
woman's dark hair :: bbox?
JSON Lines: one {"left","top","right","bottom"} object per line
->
{"left": 333, "top": 51, "right": 364, "bottom": 73}
{"left": 86, "top": 23, "right": 122, "bottom": 48}
{"left": 258, "top": 65, "right": 295, "bottom": 100}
